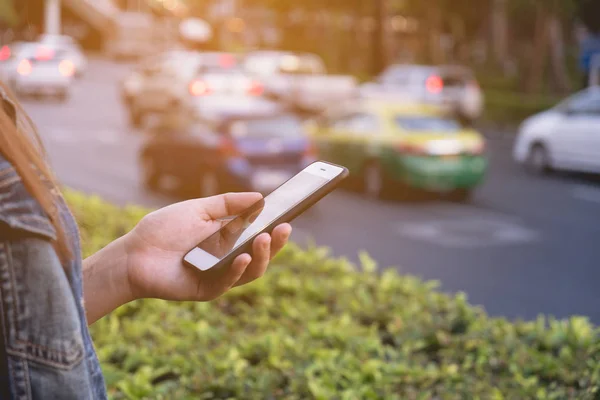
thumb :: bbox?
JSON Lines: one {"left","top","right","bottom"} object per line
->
{"left": 199, "top": 192, "right": 263, "bottom": 220}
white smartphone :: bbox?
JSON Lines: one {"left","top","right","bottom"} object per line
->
{"left": 184, "top": 161, "right": 348, "bottom": 272}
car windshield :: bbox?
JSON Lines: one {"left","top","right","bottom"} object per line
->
{"left": 229, "top": 115, "right": 303, "bottom": 138}
{"left": 394, "top": 116, "right": 461, "bottom": 132}
{"left": 200, "top": 66, "right": 246, "bottom": 75}
{"left": 557, "top": 88, "right": 600, "bottom": 112}
{"left": 18, "top": 45, "right": 66, "bottom": 63}
{"left": 244, "top": 53, "right": 325, "bottom": 75}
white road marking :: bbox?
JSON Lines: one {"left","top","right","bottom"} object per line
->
{"left": 395, "top": 213, "right": 540, "bottom": 249}
{"left": 572, "top": 185, "right": 600, "bottom": 205}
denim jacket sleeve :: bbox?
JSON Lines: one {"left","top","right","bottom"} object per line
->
{"left": 0, "top": 154, "right": 102, "bottom": 399}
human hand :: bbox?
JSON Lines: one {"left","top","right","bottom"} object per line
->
{"left": 123, "top": 193, "right": 291, "bottom": 301}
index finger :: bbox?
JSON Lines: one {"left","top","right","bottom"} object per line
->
{"left": 199, "top": 192, "right": 263, "bottom": 221}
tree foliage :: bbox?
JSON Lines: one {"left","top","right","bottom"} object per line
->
{"left": 0, "top": 0, "right": 18, "bottom": 27}
{"left": 578, "top": 0, "right": 600, "bottom": 33}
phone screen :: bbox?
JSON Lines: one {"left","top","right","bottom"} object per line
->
{"left": 185, "top": 165, "right": 342, "bottom": 271}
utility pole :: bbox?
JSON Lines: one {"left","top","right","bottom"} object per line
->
{"left": 45, "top": 0, "right": 61, "bottom": 35}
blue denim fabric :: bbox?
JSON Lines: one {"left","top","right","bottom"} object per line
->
{"left": 0, "top": 153, "right": 107, "bottom": 399}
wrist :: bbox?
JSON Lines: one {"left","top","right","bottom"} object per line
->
{"left": 83, "top": 235, "right": 137, "bottom": 323}
{"left": 121, "top": 230, "right": 145, "bottom": 301}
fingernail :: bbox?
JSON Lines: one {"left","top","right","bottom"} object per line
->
{"left": 264, "top": 237, "right": 271, "bottom": 250}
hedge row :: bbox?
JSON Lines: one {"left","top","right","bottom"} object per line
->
{"left": 64, "top": 191, "right": 600, "bottom": 399}
{"left": 483, "top": 90, "right": 562, "bottom": 126}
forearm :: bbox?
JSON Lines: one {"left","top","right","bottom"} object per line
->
{"left": 83, "top": 235, "right": 136, "bottom": 324}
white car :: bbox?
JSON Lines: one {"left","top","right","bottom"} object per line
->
{"left": 513, "top": 88, "right": 600, "bottom": 174}
{"left": 38, "top": 34, "right": 76, "bottom": 47}
{"left": 361, "top": 65, "right": 484, "bottom": 122}
{"left": 39, "top": 35, "right": 87, "bottom": 77}
{"left": 11, "top": 43, "right": 75, "bottom": 101}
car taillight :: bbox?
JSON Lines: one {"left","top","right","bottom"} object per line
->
{"left": 247, "top": 80, "right": 264, "bottom": 96}
{"left": 425, "top": 75, "right": 443, "bottom": 94}
{"left": 59, "top": 60, "right": 75, "bottom": 77}
{"left": 219, "top": 137, "right": 241, "bottom": 158}
{"left": 189, "top": 80, "right": 211, "bottom": 96}
{"left": 0, "top": 46, "right": 10, "bottom": 61}
{"left": 397, "top": 142, "right": 426, "bottom": 155}
{"left": 17, "top": 59, "right": 32, "bottom": 76}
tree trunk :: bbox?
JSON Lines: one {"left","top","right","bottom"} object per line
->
{"left": 526, "top": 4, "right": 550, "bottom": 93}
{"left": 380, "top": 0, "right": 394, "bottom": 67}
{"left": 371, "top": 0, "right": 384, "bottom": 75}
{"left": 548, "top": 14, "right": 571, "bottom": 93}
{"left": 428, "top": 4, "right": 443, "bottom": 64}
{"left": 491, "top": 0, "right": 508, "bottom": 69}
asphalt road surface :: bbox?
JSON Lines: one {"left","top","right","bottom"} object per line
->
{"left": 21, "top": 59, "right": 600, "bottom": 323}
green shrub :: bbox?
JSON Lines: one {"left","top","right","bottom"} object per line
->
{"left": 64, "top": 191, "right": 600, "bottom": 399}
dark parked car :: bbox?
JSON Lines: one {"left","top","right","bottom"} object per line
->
{"left": 139, "top": 111, "right": 317, "bottom": 197}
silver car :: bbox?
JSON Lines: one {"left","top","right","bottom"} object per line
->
{"left": 361, "top": 65, "right": 484, "bottom": 122}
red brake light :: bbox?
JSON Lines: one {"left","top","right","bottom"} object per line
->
{"left": 219, "top": 137, "right": 241, "bottom": 158}
{"left": 189, "top": 80, "right": 211, "bottom": 96}
{"left": 425, "top": 75, "right": 443, "bottom": 94}
{"left": 17, "top": 59, "right": 32, "bottom": 76}
{"left": 59, "top": 60, "right": 75, "bottom": 77}
{"left": 219, "top": 53, "right": 236, "bottom": 68}
{"left": 0, "top": 46, "right": 11, "bottom": 61}
{"left": 35, "top": 46, "right": 54, "bottom": 61}
{"left": 247, "top": 80, "right": 264, "bottom": 96}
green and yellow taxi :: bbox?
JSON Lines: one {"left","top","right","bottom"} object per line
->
{"left": 307, "top": 100, "right": 487, "bottom": 201}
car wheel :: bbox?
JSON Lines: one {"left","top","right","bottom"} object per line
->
{"left": 141, "top": 156, "right": 161, "bottom": 191}
{"left": 199, "top": 171, "right": 220, "bottom": 197}
{"left": 363, "top": 162, "right": 384, "bottom": 200}
{"left": 526, "top": 143, "right": 551, "bottom": 175}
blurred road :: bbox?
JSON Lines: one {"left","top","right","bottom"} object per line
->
{"left": 22, "top": 59, "right": 600, "bottom": 322}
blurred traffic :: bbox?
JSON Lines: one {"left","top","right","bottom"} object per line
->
{"left": 0, "top": 39, "right": 83, "bottom": 100}
{"left": 4, "top": 14, "right": 597, "bottom": 206}
{"left": 105, "top": 45, "right": 490, "bottom": 201}
{"left": 4, "top": 0, "right": 600, "bottom": 321}
{"left": 514, "top": 88, "right": 600, "bottom": 175}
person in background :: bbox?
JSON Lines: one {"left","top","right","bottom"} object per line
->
{"left": 0, "top": 84, "right": 291, "bottom": 399}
